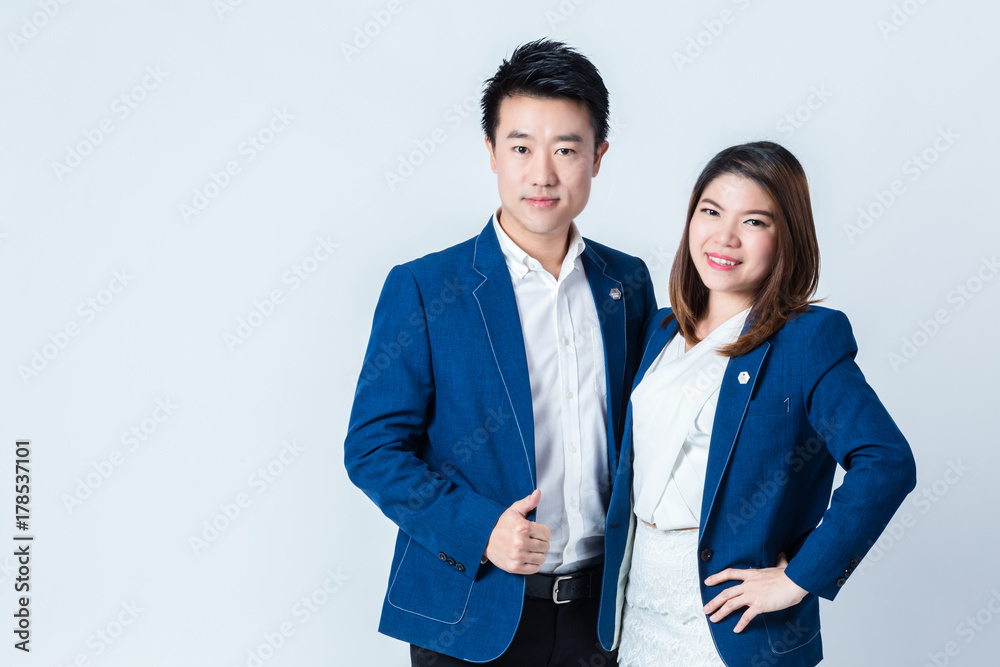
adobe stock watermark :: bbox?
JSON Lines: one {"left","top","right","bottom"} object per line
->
{"left": 0, "top": 556, "right": 16, "bottom": 586}
{"left": 7, "top": 0, "right": 73, "bottom": 53}
{"left": 422, "top": 615, "right": 481, "bottom": 658}
{"left": 545, "top": 0, "right": 589, "bottom": 30}
{"left": 775, "top": 85, "right": 833, "bottom": 139}
{"left": 51, "top": 65, "right": 169, "bottom": 181}
{"left": 843, "top": 126, "right": 958, "bottom": 243}
{"left": 233, "top": 567, "right": 349, "bottom": 667}
{"left": 340, "top": 0, "right": 402, "bottom": 62}
{"left": 55, "top": 601, "right": 144, "bottom": 667}
{"left": 853, "top": 459, "right": 969, "bottom": 578}
{"left": 878, "top": 0, "right": 932, "bottom": 39}
{"left": 178, "top": 107, "right": 294, "bottom": 224}
{"left": 672, "top": 0, "right": 755, "bottom": 73}
{"left": 383, "top": 81, "right": 626, "bottom": 193}
{"left": 17, "top": 269, "right": 134, "bottom": 386}
{"left": 61, "top": 398, "right": 179, "bottom": 514}
{"left": 223, "top": 235, "right": 339, "bottom": 351}
{"left": 391, "top": 406, "right": 512, "bottom": 526}
{"left": 355, "top": 277, "right": 467, "bottom": 390}
{"left": 725, "top": 417, "right": 841, "bottom": 533}
{"left": 922, "top": 588, "right": 1000, "bottom": 667}
{"left": 887, "top": 254, "right": 998, "bottom": 371}
{"left": 188, "top": 438, "right": 306, "bottom": 556}
{"left": 384, "top": 81, "right": 482, "bottom": 192}
{"left": 214, "top": 0, "right": 248, "bottom": 21}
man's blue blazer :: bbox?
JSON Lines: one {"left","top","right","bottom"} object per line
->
{"left": 344, "top": 220, "right": 657, "bottom": 662}
{"left": 597, "top": 306, "right": 917, "bottom": 666}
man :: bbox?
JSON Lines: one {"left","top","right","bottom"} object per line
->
{"left": 345, "top": 39, "right": 656, "bottom": 666}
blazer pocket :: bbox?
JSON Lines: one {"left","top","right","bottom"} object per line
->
{"left": 762, "top": 593, "right": 821, "bottom": 654}
{"left": 746, "top": 397, "right": 790, "bottom": 417}
{"left": 387, "top": 537, "right": 474, "bottom": 625}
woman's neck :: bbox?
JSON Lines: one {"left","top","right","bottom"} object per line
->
{"left": 696, "top": 292, "right": 752, "bottom": 339}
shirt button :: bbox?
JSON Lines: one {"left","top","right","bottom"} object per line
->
{"left": 562, "top": 337, "right": 569, "bottom": 346}
{"left": 566, "top": 391, "right": 574, "bottom": 399}
{"left": 569, "top": 445, "right": 578, "bottom": 453}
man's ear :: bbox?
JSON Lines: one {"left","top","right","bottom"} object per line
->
{"left": 485, "top": 135, "right": 499, "bottom": 174}
{"left": 592, "top": 140, "right": 610, "bottom": 177}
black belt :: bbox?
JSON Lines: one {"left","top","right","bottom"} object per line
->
{"left": 524, "top": 565, "right": 601, "bottom": 604}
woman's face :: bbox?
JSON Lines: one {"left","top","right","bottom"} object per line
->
{"left": 688, "top": 173, "right": 778, "bottom": 309}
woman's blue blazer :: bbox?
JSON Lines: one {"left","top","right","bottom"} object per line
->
{"left": 597, "top": 306, "right": 917, "bottom": 666}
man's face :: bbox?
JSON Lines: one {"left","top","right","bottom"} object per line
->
{"left": 486, "top": 95, "right": 608, "bottom": 243}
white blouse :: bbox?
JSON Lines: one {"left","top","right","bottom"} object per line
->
{"left": 631, "top": 308, "right": 750, "bottom": 530}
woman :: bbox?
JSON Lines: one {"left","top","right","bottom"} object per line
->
{"left": 596, "top": 142, "right": 916, "bottom": 666}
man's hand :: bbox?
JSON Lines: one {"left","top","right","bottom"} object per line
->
{"left": 702, "top": 553, "right": 808, "bottom": 633}
{"left": 484, "top": 489, "right": 551, "bottom": 575}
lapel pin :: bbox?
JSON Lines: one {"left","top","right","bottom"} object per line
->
{"left": 738, "top": 371, "right": 750, "bottom": 385}
{"left": 609, "top": 288, "right": 622, "bottom": 301}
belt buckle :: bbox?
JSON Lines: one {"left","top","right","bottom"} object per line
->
{"left": 552, "top": 574, "right": 574, "bottom": 605}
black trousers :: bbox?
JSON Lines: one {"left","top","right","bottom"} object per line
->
{"left": 410, "top": 596, "right": 616, "bottom": 667}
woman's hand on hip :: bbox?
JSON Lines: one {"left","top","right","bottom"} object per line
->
{"left": 702, "top": 553, "right": 808, "bottom": 633}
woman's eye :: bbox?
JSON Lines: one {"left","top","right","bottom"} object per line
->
{"left": 701, "top": 208, "right": 719, "bottom": 216}
{"left": 745, "top": 218, "right": 767, "bottom": 227}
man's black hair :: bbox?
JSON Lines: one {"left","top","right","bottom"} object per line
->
{"left": 481, "top": 39, "right": 610, "bottom": 149}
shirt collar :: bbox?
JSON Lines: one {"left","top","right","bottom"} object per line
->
{"left": 491, "top": 210, "right": 586, "bottom": 280}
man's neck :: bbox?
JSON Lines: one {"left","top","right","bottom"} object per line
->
{"left": 496, "top": 210, "right": 572, "bottom": 280}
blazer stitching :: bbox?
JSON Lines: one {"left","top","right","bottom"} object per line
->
{"left": 386, "top": 537, "right": 475, "bottom": 625}
{"left": 472, "top": 232, "right": 534, "bottom": 489}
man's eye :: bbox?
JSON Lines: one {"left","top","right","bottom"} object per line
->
{"left": 556, "top": 148, "right": 574, "bottom": 155}
{"left": 514, "top": 146, "right": 528, "bottom": 154}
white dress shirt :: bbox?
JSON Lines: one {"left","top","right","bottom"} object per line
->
{"left": 630, "top": 308, "right": 750, "bottom": 530}
{"left": 493, "top": 214, "right": 609, "bottom": 574}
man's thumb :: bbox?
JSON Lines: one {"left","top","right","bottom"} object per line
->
{"left": 510, "top": 489, "right": 541, "bottom": 517}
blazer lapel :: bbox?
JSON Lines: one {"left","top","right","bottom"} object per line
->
{"left": 472, "top": 221, "right": 536, "bottom": 487}
{"left": 580, "top": 246, "right": 627, "bottom": 476}
{"left": 613, "top": 315, "right": 677, "bottom": 478}
{"left": 637, "top": 316, "right": 677, "bottom": 386}
{"left": 700, "top": 338, "right": 771, "bottom": 532}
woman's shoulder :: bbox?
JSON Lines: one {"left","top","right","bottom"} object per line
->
{"left": 775, "top": 305, "right": 856, "bottom": 352}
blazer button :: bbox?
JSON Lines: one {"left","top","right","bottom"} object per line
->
{"left": 456, "top": 563, "right": 466, "bottom": 573}
{"left": 836, "top": 577, "right": 847, "bottom": 587}
{"left": 844, "top": 569, "right": 852, "bottom": 578}
{"left": 849, "top": 557, "right": 860, "bottom": 568}
{"left": 700, "top": 548, "right": 714, "bottom": 562}
{"left": 447, "top": 557, "right": 456, "bottom": 566}
{"left": 438, "top": 552, "right": 447, "bottom": 561}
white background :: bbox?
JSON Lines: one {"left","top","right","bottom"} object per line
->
{"left": 2, "top": 1, "right": 998, "bottom": 665}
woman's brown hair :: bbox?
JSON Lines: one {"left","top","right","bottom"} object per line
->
{"left": 665, "top": 141, "right": 821, "bottom": 357}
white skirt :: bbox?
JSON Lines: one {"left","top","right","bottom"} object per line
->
{"left": 618, "top": 521, "right": 726, "bottom": 667}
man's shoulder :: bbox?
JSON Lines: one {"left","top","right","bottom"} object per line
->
{"left": 581, "top": 236, "right": 647, "bottom": 273}
{"left": 395, "top": 234, "right": 480, "bottom": 283}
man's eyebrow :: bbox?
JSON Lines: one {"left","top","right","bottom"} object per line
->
{"left": 503, "top": 131, "right": 584, "bottom": 143}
